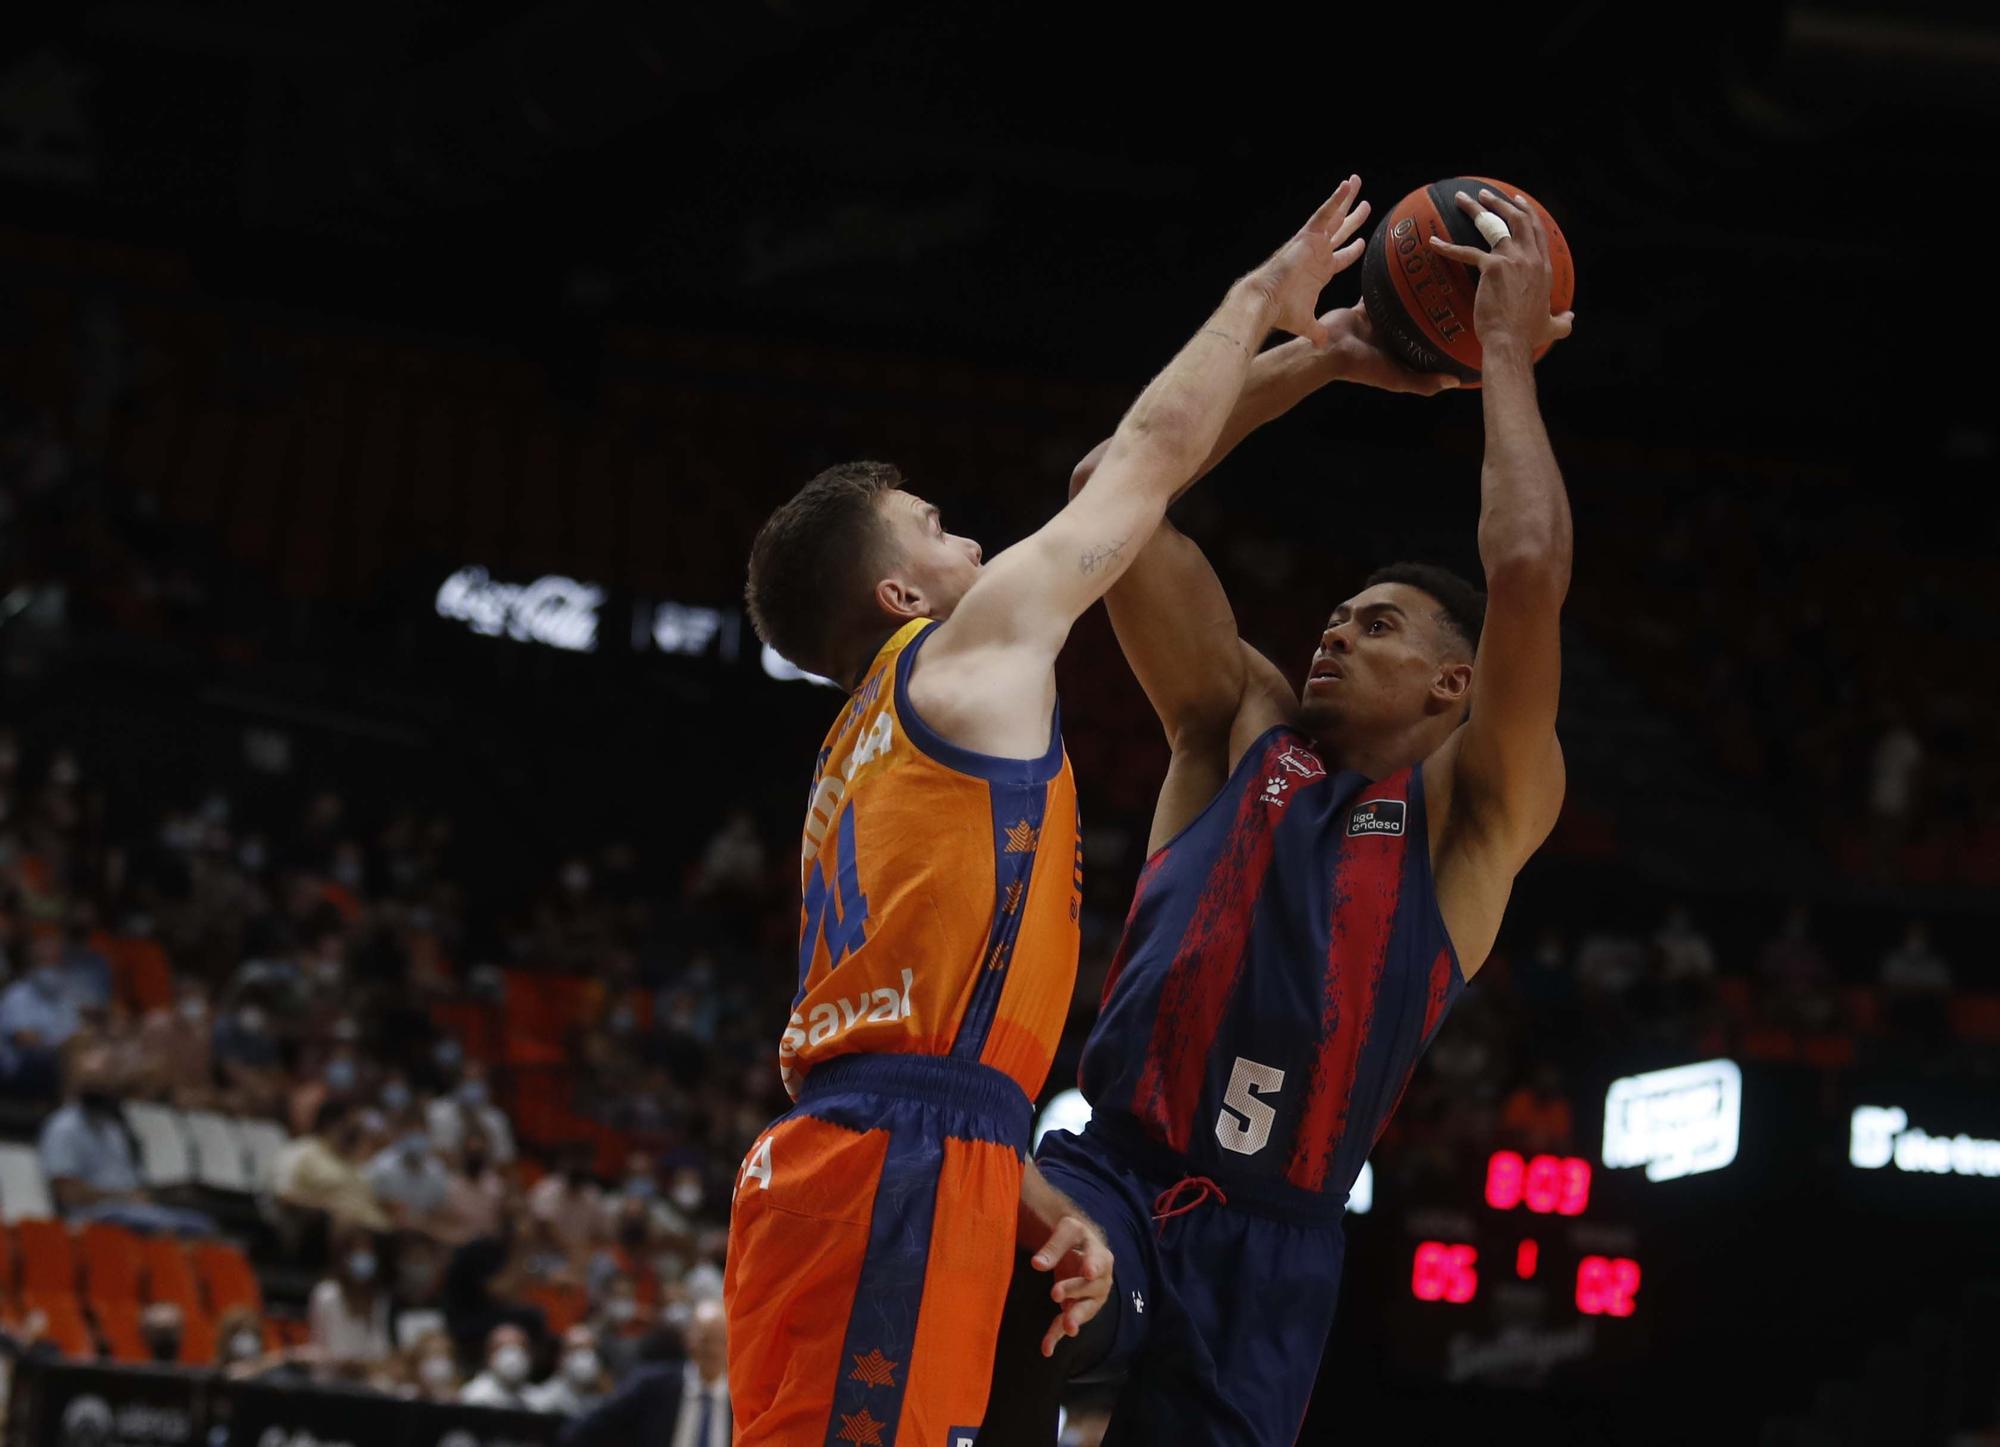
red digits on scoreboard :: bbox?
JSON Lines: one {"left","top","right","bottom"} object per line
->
{"left": 1485, "top": 1151, "right": 1524, "bottom": 1210}
{"left": 1412, "top": 1242, "right": 1479, "bottom": 1304}
{"left": 1486, "top": 1152, "right": 1592, "bottom": 1215}
{"left": 1557, "top": 1157, "right": 1591, "bottom": 1216}
{"left": 1575, "top": 1256, "right": 1641, "bottom": 1317}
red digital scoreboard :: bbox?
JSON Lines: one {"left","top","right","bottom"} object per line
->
{"left": 1406, "top": 1152, "right": 1642, "bottom": 1319}
{"left": 1385, "top": 1149, "right": 1648, "bottom": 1384}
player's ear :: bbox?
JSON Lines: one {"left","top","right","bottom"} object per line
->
{"left": 875, "top": 575, "right": 924, "bottom": 621}
{"left": 1433, "top": 660, "right": 1472, "bottom": 709}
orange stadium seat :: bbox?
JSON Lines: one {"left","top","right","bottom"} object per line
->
{"left": 21, "top": 1290, "right": 96, "bottom": 1358}
{"left": 0, "top": 1223, "right": 15, "bottom": 1298}
{"left": 1738, "top": 1027, "right": 1797, "bottom": 1062}
{"left": 1842, "top": 986, "right": 1882, "bottom": 1035}
{"left": 140, "top": 1236, "right": 202, "bottom": 1314}
{"left": 1799, "top": 1035, "right": 1855, "bottom": 1070}
{"left": 81, "top": 1222, "right": 144, "bottom": 1304}
{"left": 92, "top": 1296, "right": 148, "bottom": 1363}
{"left": 192, "top": 1241, "right": 262, "bottom": 1315}
{"left": 15, "top": 1219, "right": 78, "bottom": 1298}
{"left": 107, "top": 937, "right": 176, "bottom": 1013}
{"left": 179, "top": 1304, "right": 218, "bottom": 1365}
{"left": 1713, "top": 977, "right": 1754, "bottom": 1023}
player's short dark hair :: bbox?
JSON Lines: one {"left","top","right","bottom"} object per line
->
{"left": 1363, "top": 561, "right": 1485, "bottom": 655}
{"left": 745, "top": 461, "right": 903, "bottom": 681}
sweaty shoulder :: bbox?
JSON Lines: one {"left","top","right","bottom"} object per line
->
{"left": 1422, "top": 724, "right": 1564, "bottom": 980}
{"left": 903, "top": 613, "right": 1060, "bottom": 761}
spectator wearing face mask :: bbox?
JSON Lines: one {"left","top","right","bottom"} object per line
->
{"left": 591, "top": 1276, "right": 657, "bottom": 1382}
{"left": 460, "top": 1323, "right": 537, "bottom": 1410}
{"left": 432, "top": 1126, "right": 507, "bottom": 1246}
{"left": 211, "top": 997, "right": 287, "bottom": 1118}
{"left": 215, "top": 1306, "right": 297, "bottom": 1381}
{"left": 389, "top": 1235, "right": 450, "bottom": 1348}
{"left": 588, "top": 1193, "right": 662, "bottom": 1307}
{"left": 38, "top": 1059, "right": 218, "bottom": 1235}
{"left": 132, "top": 977, "right": 217, "bottom": 1108}
{"left": 309, "top": 1229, "right": 393, "bottom": 1380}
{"left": 405, "top": 1328, "right": 463, "bottom": 1402}
{"left": 425, "top": 1059, "right": 516, "bottom": 1165}
{"left": 526, "top": 1324, "right": 612, "bottom": 1416}
{"left": 364, "top": 1125, "right": 451, "bottom": 1233}
{"left": 272, "top": 1101, "right": 390, "bottom": 1232}
{"left": 141, "top": 1301, "right": 185, "bottom": 1365}
{"left": 526, "top": 1146, "right": 603, "bottom": 1259}
{"left": 0, "top": 932, "right": 82, "bottom": 1094}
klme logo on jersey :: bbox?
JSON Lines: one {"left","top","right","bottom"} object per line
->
{"left": 1347, "top": 799, "right": 1407, "bottom": 837}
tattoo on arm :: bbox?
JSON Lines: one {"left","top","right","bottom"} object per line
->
{"left": 1200, "top": 327, "right": 1247, "bottom": 354}
{"left": 1079, "top": 535, "right": 1130, "bottom": 576}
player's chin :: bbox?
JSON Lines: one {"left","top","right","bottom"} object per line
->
{"left": 1296, "top": 693, "right": 1344, "bottom": 736}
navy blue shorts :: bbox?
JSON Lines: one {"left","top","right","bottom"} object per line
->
{"left": 1035, "top": 1114, "right": 1347, "bottom": 1446}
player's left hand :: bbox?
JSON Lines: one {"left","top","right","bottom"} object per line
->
{"left": 1028, "top": 1212, "right": 1112, "bottom": 1358}
{"left": 1316, "top": 301, "right": 1462, "bottom": 395}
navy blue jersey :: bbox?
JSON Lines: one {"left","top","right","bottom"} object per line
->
{"left": 1079, "top": 725, "right": 1466, "bottom": 1202}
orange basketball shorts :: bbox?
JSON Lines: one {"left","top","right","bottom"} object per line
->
{"left": 724, "top": 1053, "right": 1033, "bottom": 1446}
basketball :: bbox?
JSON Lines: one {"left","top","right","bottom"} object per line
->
{"left": 1360, "top": 176, "right": 1575, "bottom": 383}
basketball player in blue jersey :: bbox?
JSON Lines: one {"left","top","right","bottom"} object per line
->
{"left": 982, "top": 188, "right": 1577, "bottom": 1443}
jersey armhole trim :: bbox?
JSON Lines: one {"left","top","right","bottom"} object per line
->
{"left": 1139, "top": 723, "right": 1297, "bottom": 865}
{"left": 1409, "top": 762, "right": 1468, "bottom": 989}
{"left": 894, "top": 621, "right": 1065, "bottom": 785}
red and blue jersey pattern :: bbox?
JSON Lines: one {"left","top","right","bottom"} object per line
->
{"left": 1079, "top": 726, "right": 1466, "bottom": 1204}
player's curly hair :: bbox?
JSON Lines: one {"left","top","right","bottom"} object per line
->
{"left": 1362, "top": 561, "right": 1485, "bottom": 655}
{"left": 745, "top": 460, "right": 903, "bottom": 683}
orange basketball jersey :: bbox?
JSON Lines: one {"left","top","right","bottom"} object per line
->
{"left": 783, "top": 618, "right": 1081, "bottom": 1101}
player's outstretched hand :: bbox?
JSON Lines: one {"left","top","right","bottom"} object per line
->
{"left": 1426, "top": 188, "right": 1576, "bottom": 356}
{"left": 1318, "top": 301, "right": 1461, "bottom": 395}
{"left": 1245, "top": 176, "right": 1372, "bottom": 348}
{"left": 1028, "top": 1212, "right": 1112, "bottom": 1358}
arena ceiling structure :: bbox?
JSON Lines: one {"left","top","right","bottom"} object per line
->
{"left": 0, "top": 0, "right": 1993, "bottom": 464}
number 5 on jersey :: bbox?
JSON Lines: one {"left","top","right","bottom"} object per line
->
{"left": 1216, "top": 1056, "right": 1285, "bottom": 1155}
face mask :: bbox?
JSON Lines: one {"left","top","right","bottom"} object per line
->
{"left": 662, "top": 1300, "right": 692, "bottom": 1334}
{"left": 605, "top": 1298, "right": 637, "bottom": 1324}
{"left": 671, "top": 1181, "right": 703, "bottom": 1213}
{"left": 562, "top": 1350, "right": 599, "bottom": 1385}
{"left": 178, "top": 998, "right": 207, "bottom": 1025}
{"left": 492, "top": 1343, "right": 530, "bottom": 1385}
{"left": 229, "top": 1331, "right": 262, "bottom": 1362}
{"left": 623, "top": 1175, "right": 655, "bottom": 1201}
{"left": 458, "top": 1079, "right": 487, "bottom": 1107}
{"left": 419, "top": 1354, "right": 456, "bottom": 1390}
{"left": 381, "top": 1082, "right": 411, "bottom": 1112}
{"left": 400, "top": 1132, "right": 429, "bottom": 1161}
{"left": 434, "top": 1038, "right": 462, "bottom": 1072}
{"left": 237, "top": 1006, "right": 267, "bottom": 1035}
{"left": 346, "top": 1251, "right": 377, "bottom": 1283}
{"left": 324, "top": 1058, "right": 357, "bottom": 1092}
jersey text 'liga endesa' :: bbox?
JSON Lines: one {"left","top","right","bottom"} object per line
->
{"left": 782, "top": 619, "right": 1082, "bottom": 1101}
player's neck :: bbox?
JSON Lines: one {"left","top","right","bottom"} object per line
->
{"left": 1317, "top": 715, "right": 1456, "bottom": 782}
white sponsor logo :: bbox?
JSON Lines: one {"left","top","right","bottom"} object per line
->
{"left": 62, "top": 1396, "right": 194, "bottom": 1447}
{"left": 801, "top": 710, "right": 895, "bottom": 863}
{"left": 779, "top": 968, "right": 915, "bottom": 1084}
{"left": 1602, "top": 1058, "right": 1741, "bottom": 1182}
{"left": 258, "top": 1432, "right": 358, "bottom": 1447}
{"left": 1445, "top": 1322, "right": 1598, "bottom": 1384}
{"left": 1850, "top": 1106, "right": 2000, "bottom": 1178}
{"left": 435, "top": 566, "right": 602, "bottom": 653}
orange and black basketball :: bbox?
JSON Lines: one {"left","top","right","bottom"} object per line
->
{"left": 1360, "top": 176, "right": 1574, "bottom": 383}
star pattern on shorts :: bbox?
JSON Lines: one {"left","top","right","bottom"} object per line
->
{"left": 849, "top": 1349, "right": 899, "bottom": 1387}
{"left": 836, "top": 1407, "right": 887, "bottom": 1445}
{"left": 1003, "top": 879, "right": 1025, "bottom": 915}
{"left": 1003, "top": 819, "right": 1039, "bottom": 854}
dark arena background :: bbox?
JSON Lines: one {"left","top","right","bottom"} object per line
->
{"left": 1, "top": 3, "right": 1997, "bottom": 1445}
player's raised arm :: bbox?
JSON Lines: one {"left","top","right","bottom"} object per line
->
{"left": 909, "top": 180, "right": 1373, "bottom": 748}
{"left": 1428, "top": 187, "right": 1577, "bottom": 864}
{"left": 1065, "top": 303, "right": 1462, "bottom": 753}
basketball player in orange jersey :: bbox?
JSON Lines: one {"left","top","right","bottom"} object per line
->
{"left": 727, "top": 178, "right": 1383, "bottom": 1447}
